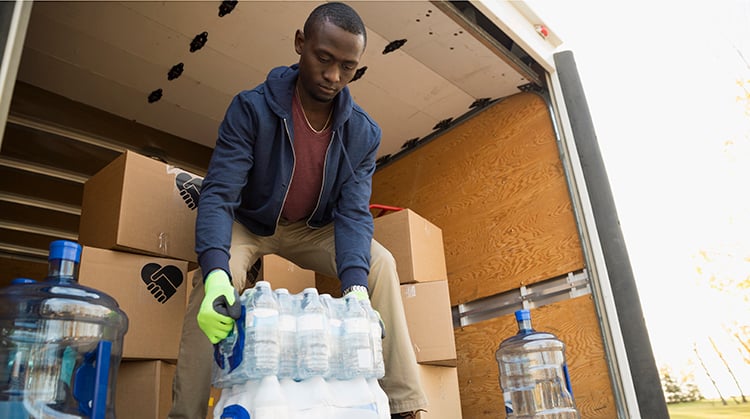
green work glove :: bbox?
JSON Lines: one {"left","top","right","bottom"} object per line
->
{"left": 344, "top": 285, "right": 386, "bottom": 339}
{"left": 197, "top": 269, "right": 241, "bottom": 344}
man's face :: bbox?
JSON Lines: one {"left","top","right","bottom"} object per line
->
{"left": 295, "top": 20, "right": 366, "bottom": 104}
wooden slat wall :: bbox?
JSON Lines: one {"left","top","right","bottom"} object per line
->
{"left": 0, "top": 256, "right": 48, "bottom": 287}
{"left": 370, "top": 92, "right": 616, "bottom": 417}
{"left": 371, "top": 93, "right": 585, "bottom": 306}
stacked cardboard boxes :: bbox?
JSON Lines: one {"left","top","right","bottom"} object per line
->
{"left": 77, "top": 151, "right": 198, "bottom": 419}
{"left": 78, "top": 151, "right": 320, "bottom": 418}
{"left": 373, "top": 208, "right": 462, "bottom": 419}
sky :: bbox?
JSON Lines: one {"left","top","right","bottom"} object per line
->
{"left": 531, "top": 0, "right": 750, "bottom": 400}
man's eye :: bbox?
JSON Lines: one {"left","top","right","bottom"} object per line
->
{"left": 318, "top": 56, "right": 330, "bottom": 63}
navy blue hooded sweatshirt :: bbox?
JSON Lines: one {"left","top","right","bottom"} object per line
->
{"left": 196, "top": 64, "right": 381, "bottom": 291}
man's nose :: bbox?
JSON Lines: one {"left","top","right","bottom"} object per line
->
{"left": 323, "top": 65, "right": 340, "bottom": 83}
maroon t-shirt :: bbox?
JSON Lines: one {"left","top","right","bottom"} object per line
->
{"left": 281, "top": 94, "right": 333, "bottom": 222}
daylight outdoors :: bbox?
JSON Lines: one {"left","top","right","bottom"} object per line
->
{"left": 534, "top": 0, "right": 750, "bottom": 416}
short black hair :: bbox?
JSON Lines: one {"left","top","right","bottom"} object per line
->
{"left": 304, "top": 2, "right": 367, "bottom": 46}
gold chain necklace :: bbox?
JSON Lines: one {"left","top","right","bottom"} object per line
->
{"left": 296, "top": 86, "right": 333, "bottom": 134}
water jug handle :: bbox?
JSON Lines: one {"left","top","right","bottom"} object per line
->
{"left": 213, "top": 344, "right": 225, "bottom": 369}
{"left": 72, "top": 340, "right": 112, "bottom": 419}
{"left": 92, "top": 340, "right": 112, "bottom": 419}
{"left": 213, "top": 306, "right": 246, "bottom": 372}
{"left": 563, "top": 363, "right": 574, "bottom": 397}
{"left": 228, "top": 306, "right": 245, "bottom": 372}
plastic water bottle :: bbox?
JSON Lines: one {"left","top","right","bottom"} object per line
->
{"left": 252, "top": 375, "right": 291, "bottom": 418}
{"left": 297, "top": 288, "right": 330, "bottom": 379}
{"left": 320, "top": 294, "right": 344, "bottom": 379}
{"left": 275, "top": 288, "right": 298, "bottom": 380}
{"left": 360, "top": 299, "right": 385, "bottom": 379}
{"left": 341, "top": 294, "right": 373, "bottom": 379}
{"left": 495, "top": 309, "right": 579, "bottom": 418}
{"left": 244, "top": 281, "right": 279, "bottom": 379}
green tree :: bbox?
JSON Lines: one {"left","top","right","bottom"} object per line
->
{"left": 661, "top": 367, "right": 684, "bottom": 404}
{"left": 661, "top": 366, "right": 704, "bottom": 403}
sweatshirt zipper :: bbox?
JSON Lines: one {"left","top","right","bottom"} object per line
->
{"left": 307, "top": 131, "right": 335, "bottom": 228}
{"left": 277, "top": 118, "right": 295, "bottom": 228}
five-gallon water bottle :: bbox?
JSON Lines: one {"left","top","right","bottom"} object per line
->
{"left": 244, "top": 281, "right": 280, "bottom": 379}
{"left": 297, "top": 288, "right": 330, "bottom": 380}
{"left": 496, "top": 309, "right": 579, "bottom": 418}
{"left": 361, "top": 299, "right": 385, "bottom": 379}
{"left": 0, "top": 240, "right": 129, "bottom": 419}
{"left": 275, "top": 288, "right": 298, "bottom": 380}
{"left": 341, "top": 294, "right": 373, "bottom": 379}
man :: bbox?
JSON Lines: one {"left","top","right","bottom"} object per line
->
{"left": 168, "top": 3, "right": 427, "bottom": 418}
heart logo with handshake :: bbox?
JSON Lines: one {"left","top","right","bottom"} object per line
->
{"left": 141, "top": 263, "right": 184, "bottom": 303}
{"left": 176, "top": 172, "right": 202, "bottom": 210}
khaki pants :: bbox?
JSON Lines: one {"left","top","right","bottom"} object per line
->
{"left": 168, "top": 221, "right": 427, "bottom": 418}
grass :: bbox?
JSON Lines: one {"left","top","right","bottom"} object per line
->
{"left": 668, "top": 399, "right": 750, "bottom": 419}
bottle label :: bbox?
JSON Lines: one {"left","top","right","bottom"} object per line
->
{"left": 279, "top": 314, "right": 296, "bottom": 331}
{"left": 298, "top": 314, "right": 325, "bottom": 331}
{"left": 356, "top": 349, "right": 374, "bottom": 369}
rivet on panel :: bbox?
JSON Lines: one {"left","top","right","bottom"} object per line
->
{"left": 376, "top": 154, "right": 393, "bottom": 166}
{"left": 148, "top": 89, "right": 163, "bottom": 103}
{"left": 401, "top": 138, "right": 420, "bottom": 150}
{"left": 433, "top": 118, "right": 453, "bottom": 130}
{"left": 383, "top": 39, "right": 407, "bottom": 54}
{"left": 190, "top": 32, "right": 208, "bottom": 52}
{"left": 168, "top": 63, "right": 184, "bottom": 81}
{"left": 470, "top": 98, "right": 491, "bottom": 109}
{"left": 350, "top": 66, "right": 368, "bottom": 82}
{"left": 218, "top": 0, "right": 238, "bottom": 17}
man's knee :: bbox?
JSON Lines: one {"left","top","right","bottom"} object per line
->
{"left": 369, "top": 242, "right": 398, "bottom": 285}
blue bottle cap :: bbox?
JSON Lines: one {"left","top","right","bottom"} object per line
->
{"left": 11, "top": 278, "right": 36, "bottom": 285}
{"left": 515, "top": 309, "right": 531, "bottom": 321}
{"left": 221, "top": 404, "right": 250, "bottom": 419}
{"left": 49, "top": 240, "right": 82, "bottom": 263}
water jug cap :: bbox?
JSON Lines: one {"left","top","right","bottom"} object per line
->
{"left": 49, "top": 240, "right": 82, "bottom": 262}
{"left": 11, "top": 277, "right": 36, "bottom": 284}
{"left": 221, "top": 404, "right": 250, "bottom": 419}
{"left": 515, "top": 309, "right": 531, "bottom": 321}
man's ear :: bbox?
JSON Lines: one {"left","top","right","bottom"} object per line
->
{"left": 294, "top": 29, "right": 304, "bottom": 55}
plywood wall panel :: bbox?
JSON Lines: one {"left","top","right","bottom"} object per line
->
{"left": 371, "top": 92, "right": 585, "bottom": 305}
{"left": 454, "top": 297, "right": 616, "bottom": 419}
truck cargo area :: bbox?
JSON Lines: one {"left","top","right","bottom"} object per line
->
{"left": 0, "top": 1, "right": 667, "bottom": 418}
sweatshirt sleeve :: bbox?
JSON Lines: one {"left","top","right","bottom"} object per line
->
{"left": 196, "top": 92, "right": 257, "bottom": 280}
{"left": 334, "top": 122, "right": 380, "bottom": 292}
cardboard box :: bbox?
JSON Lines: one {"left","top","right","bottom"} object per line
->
{"left": 418, "top": 365, "right": 463, "bottom": 419}
{"left": 115, "top": 360, "right": 175, "bottom": 419}
{"left": 79, "top": 150, "right": 203, "bottom": 265}
{"left": 401, "top": 280, "right": 457, "bottom": 366}
{"left": 373, "top": 209, "right": 447, "bottom": 284}
{"left": 259, "top": 254, "right": 316, "bottom": 294}
{"left": 79, "top": 246, "right": 188, "bottom": 360}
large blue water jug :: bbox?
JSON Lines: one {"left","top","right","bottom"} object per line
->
{"left": 0, "top": 240, "right": 129, "bottom": 418}
{"left": 495, "top": 309, "right": 579, "bottom": 418}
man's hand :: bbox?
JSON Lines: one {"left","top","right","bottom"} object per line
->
{"left": 197, "top": 270, "right": 241, "bottom": 344}
{"left": 344, "top": 285, "right": 385, "bottom": 339}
